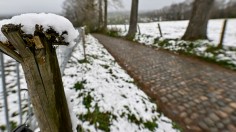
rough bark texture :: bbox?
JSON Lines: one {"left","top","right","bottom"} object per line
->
{"left": 182, "top": 0, "right": 215, "bottom": 40}
{"left": 102, "top": 0, "right": 108, "bottom": 30}
{"left": 126, "top": 0, "right": 139, "bottom": 39}
{"left": 98, "top": 0, "right": 103, "bottom": 29}
{"left": 1, "top": 24, "right": 72, "bottom": 132}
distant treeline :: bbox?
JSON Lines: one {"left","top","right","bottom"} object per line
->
{"left": 142, "top": 0, "right": 236, "bottom": 21}
{"left": 0, "top": 15, "right": 11, "bottom": 20}
{"left": 108, "top": 0, "right": 236, "bottom": 24}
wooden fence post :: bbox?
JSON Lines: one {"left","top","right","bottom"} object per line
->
{"left": 218, "top": 19, "right": 228, "bottom": 48}
{"left": 137, "top": 24, "right": 141, "bottom": 35}
{"left": 0, "top": 24, "right": 72, "bottom": 132}
{"left": 81, "top": 27, "right": 87, "bottom": 61}
{"left": 124, "top": 24, "right": 127, "bottom": 32}
{"left": 158, "top": 23, "right": 163, "bottom": 37}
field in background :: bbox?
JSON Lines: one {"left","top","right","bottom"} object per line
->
{"left": 111, "top": 19, "right": 236, "bottom": 47}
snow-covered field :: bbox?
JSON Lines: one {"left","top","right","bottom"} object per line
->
{"left": 109, "top": 19, "right": 236, "bottom": 70}
{"left": 110, "top": 19, "right": 236, "bottom": 47}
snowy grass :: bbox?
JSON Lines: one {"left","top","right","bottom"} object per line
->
{"left": 108, "top": 19, "right": 236, "bottom": 70}
{"left": 63, "top": 35, "right": 181, "bottom": 132}
{"left": 109, "top": 19, "right": 236, "bottom": 47}
{"left": 151, "top": 38, "right": 236, "bottom": 70}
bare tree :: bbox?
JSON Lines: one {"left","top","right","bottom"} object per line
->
{"left": 182, "top": 0, "right": 215, "bottom": 40}
{"left": 102, "top": 0, "right": 108, "bottom": 30}
{"left": 99, "top": 0, "right": 104, "bottom": 29}
{"left": 63, "top": 0, "right": 124, "bottom": 32}
{"left": 63, "top": 0, "right": 99, "bottom": 31}
{"left": 126, "top": 0, "right": 139, "bottom": 39}
{"left": 98, "top": 0, "right": 122, "bottom": 31}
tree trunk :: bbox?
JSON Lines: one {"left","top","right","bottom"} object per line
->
{"left": 98, "top": 0, "right": 103, "bottom": 29}
{"left": 182, "top": 0, "right": 214, "bottom": 40}
{"left": 1, "top": 24, "right": 72, "bottom": 132}
{"left": 102, "top": 0, "right": 108, "bottom": 31}
{"left": 126, "top": 0, "right": 139, "bottom": 39}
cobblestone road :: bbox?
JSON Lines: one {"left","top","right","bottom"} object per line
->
{"left": 93, "top": 34, "right": 236, "bottom": 132}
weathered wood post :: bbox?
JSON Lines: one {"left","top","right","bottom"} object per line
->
{"left": 158, "top": 23, "right": 163, "bottom": 37}
{"left": 124, "top": 23, "right": 127, "bottom": 32}
{"left": 137, "top": 24, "right": 141, "bottom": 35}
{"left": 0, "top": 24, "right": 72, "bottom": 132}
{"left": 218, "top": 19, "right": 228, "bottom": 48}
{"left": 81, "top": 27, "right": 87, "bottom": 61}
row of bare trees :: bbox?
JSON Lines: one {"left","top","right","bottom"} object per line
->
{"left": 141, "top": 0, "right": 236, "bottom": 21}
{"left": 62, "top": 0, "right": 139, "bottom": 38}
{"left": 127, "top": 0, "right": 216, "bottom": 40}
{"left": 63, "top": 0, "right": 122, "bottom": 32}
{"left": 63, "top": 0, "right": 219, "bottom": 41}
{"left": 127, "top": 0, "right": 220, "bottom": 40}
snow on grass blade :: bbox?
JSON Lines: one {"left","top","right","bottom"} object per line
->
{"left": 63, "top": 35, "right": 180, "bottom": 132}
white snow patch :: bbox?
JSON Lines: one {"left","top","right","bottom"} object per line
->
{"left": 109, "top": 19, "right": 236, "bottom": 47}
{"left": 0, "top": 13, "right": 79, "bottom": 45}
{"left": 63, "top": 35, "right": 179, "bottom": 132}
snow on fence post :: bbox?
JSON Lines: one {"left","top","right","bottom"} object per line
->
{"left": 218, "top": 19, "right": 228, "bottom": 48}
{"left": 158, "top": 23, "right": 163, "bottom": 37}
{"left": 0, "top": 24, "right": 73, "bottom": 132}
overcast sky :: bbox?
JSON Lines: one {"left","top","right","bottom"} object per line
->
{"left": 0, "top": 0, "right": 185, "bottom": 15}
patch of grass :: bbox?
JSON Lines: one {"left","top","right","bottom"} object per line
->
{"left": 127, "top": 114, "right": 141, "bottom": 125}
{"left": 78, "top": 59, "right": 89, "bottom": 64}
{"left": 155, "top": 38, "right": 236, "bottom": 70}
{"left": 100, "top": 64, "right": 110, "bottom": 69}
{"left": 108, "top": 69, "right": 113, "bottom": 74}
{"left": 76, "top": 124, "right": 86, "bottom": 132}
{"left": 144, "top": 121, "right": 158, "bottom": 131}
{"left": 88, "top": 54, "right": 99, "bottom": 59}
{"left": 172, "top": 122, "right": 183, "bottom": 132}
{"left": 83, "top": 94, "right": 93, "bottom": 109}
{"left": 124, "top": 105, "right": 158, "bottom": 131}
{"left": 11, "top": 112, "right": 18, "bottom": 117}
{"left": 121, "top": 94, "right": 127, "bottom": 98}
{"left": 205, "top": 46, "right": 220, "bottom": 53}
{"left": 0, "top": 125, "right": 6, "bottom": 131}
{"left": 10, "top": 121, "right": 17, "bottom": 130}
{"left": 202, "top": 55, "right": 235, "bottom": 69}
{"left": 74, "top": 80, "right": 87, "bottom": 91}
{"left": 106, "top": 28, "right": 121, "bottom": 37}
{"left": 157, "top": 39, "right": 170, "bottom": 47}
{"left": 125, "top": 79, "right": 135, "bottom": 84}
{"left": 79, "top": 105, "right": 112, "bottom": 132}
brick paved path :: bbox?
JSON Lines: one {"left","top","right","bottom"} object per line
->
{"left": 93, "top": 34, "right": 236, "bottom": 132}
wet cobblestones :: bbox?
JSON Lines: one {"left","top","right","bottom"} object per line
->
{"left": 93, "top": 34, "right": 236, "bottom": 132}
